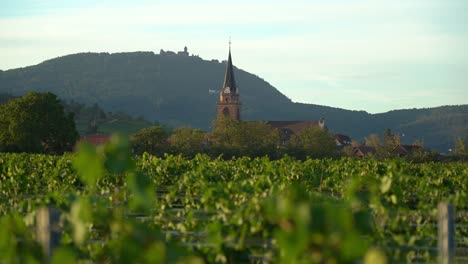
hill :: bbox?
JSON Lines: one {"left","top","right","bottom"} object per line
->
{"left": 0, "top": 51, "right": 466, "bottom": 152}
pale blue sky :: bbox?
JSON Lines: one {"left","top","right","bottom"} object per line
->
{"left": 1, "top": 0, "right": 467, "bottom": 113}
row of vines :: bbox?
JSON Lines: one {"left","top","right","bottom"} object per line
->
{"left": 0, "top": 135, "right": 467, "bottom": 263}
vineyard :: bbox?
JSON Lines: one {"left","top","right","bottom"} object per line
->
{"left": 0, "top": 136, "right": 467, "bottom": 263}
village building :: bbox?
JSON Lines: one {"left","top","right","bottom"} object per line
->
{"left": 160, "top": 46, "right": 189, "bottom": 56}
{"left": 352, "top": 146, "right": 376, "bottom": 158}
{"left": 335, "top": 134, "right": 352, "bottom": 147}
{"left": 78, "top": 134, "right": 110, "bottom": 146}
{"left": 74, "top": 134, "right": 110, "bottom": 151}
{"left": 392, "top": 144, "right": 423, "bottom": 157}
{"left": 177, "top": 46, "right": 189, "bottom": 56}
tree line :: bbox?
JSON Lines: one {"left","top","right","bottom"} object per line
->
{"left": 130, "top": 115, "right": 338, "bottom": 160}
{"left": 0, "top": 92, "right": 338, "bottom": 158}
{"left": 1, "top": 92, "right": 466, "bottom": 161}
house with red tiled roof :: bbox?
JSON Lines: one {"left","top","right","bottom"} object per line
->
{"left": 78, "top": 134, "right": 110, "bottom": 146}
{"left": 353, "top": 146, "right": 376, "bottom": 158}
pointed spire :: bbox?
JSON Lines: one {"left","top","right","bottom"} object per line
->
{"left": 222, "top": 41, "right": 237, "bottom": 94}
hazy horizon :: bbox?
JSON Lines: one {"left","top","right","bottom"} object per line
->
{"left": 1, "top": 0, "right": 467, "bottom": 113}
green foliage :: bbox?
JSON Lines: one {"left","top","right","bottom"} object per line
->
{"left": 454, "top": 137, "right": 467, "bottom": 156}
{"left": 69, "top": 136, "right": 195, "bottom": 263}
{"left": 384, "top": 128, "right": 400, "bottom": 151}
{"left": 0, "top": 214, "right": 44, "bottom": 263}
{"left": 130, "top": 126, "right": 170, "bottom": 156}
{"left": 51, "top": 248, "right": 77, "bottom": 264}
{"left": 0, "top": 137, "right": 467, "bottom": 263}
{"left": 264, "top": 186, "right": 373, "bottom": 263}
{"left": 404, "top": 150, "right": 440, "bottom": 163}
{"left": 170, "top": 127, "right": 206, "bottom": 157}
{"left": 364, "top": 134, "right": 384, "bottom": 156}
{"left": 73, "top": 143, "right": 104, "bottom": 188}
{"left": 0, "top": 92, "right": 79, "bottom": 154}
{"left": 211, "top": 117, "right": 280, "bottom": 158}
{"left": 342, "top": 145, "right": 355, "bottom": 157}
{"left": 286, "top": 126, "right": 338, "bottom": 159}
{"left": 364, "top": 133, "right": 393, "bottom": 159}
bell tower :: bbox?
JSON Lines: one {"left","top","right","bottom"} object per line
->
{"left": 217, "top": 42, "right": 241, "bottom": 120}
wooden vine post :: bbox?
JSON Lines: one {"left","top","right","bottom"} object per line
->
{"left": 36, "top": 207, "right": 61, "bottom": 263}
{"left": 437, "top": 203, "right": 455, "bottom": 264}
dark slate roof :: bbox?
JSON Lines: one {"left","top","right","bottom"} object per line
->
{"left": 221, "top": 49, "right": 237, "bottom": 94}
{"left": 353, "top": 146, "right": 376, "bottom": 155}
{"left": 335, "top": 134, "right": 352, "bottom": 144}
{"left": 393, "top": 144, "right": 423, "bottom": 155}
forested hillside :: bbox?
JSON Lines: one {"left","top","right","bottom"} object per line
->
{"left": 0, "top": 51, "right": 466, "bottom": 151}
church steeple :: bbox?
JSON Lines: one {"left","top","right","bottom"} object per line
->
{"left": 217, "top": 42, "right": 241, "bottom": 120}
{"left": 221, "top": 47, "right": 237, "bottom": 94}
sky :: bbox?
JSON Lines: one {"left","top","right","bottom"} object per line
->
{"left": 1, "top": 0, "right": 467, "bottom": 113}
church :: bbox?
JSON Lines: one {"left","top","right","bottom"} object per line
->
{"left": 216, "top": 46, "right": 326, "bottom": 143}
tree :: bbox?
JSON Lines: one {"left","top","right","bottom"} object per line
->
{"left": 286, "top": 127, "right": 337, "bottom": 159}
{"left": 412, "top": 139, "right": 424, "bottom": 148}
{"left": 365, "top": 134, "right": 382, "bottom": 148}
{"left": 351, "top": 140, "right": 361, "bottom": 147}
{"left": 454, "top": 138, "right": 467, "bottom": 156}
{"left": 383, "top": 128, "right": 400, "bottom": 150}
{"left": 241, "top": 121, "right": 280, "bottom": 157}
{"left": 211, "top": 116, "right": 280, "bottom": 158}
{"left": 130, "top": 126, "right": 169, "bottom": 156}
{"left": 169, "top": 127, "right": 205, "bottom": 157}
{"left": 364, "top": 133, "right": 388, "bottom": 159}
{"left": 342, "top": 145, "right": 355, "bottom": 157}
{"left": 211, "top": 116, "right": 241, "bottom": 148}
{"left": 0, "top": 92, "right": 79, "bottom": 154}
